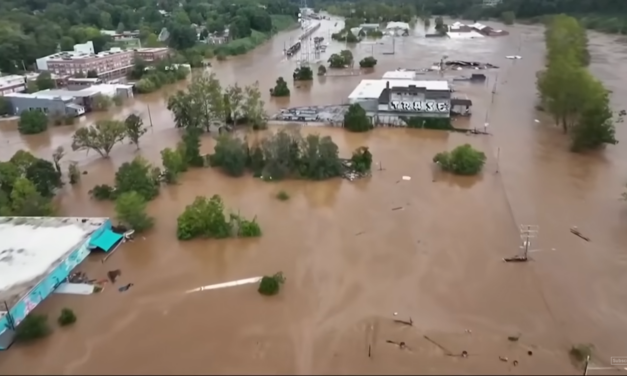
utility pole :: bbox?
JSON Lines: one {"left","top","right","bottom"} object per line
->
{"left": 495, "top": 147, "right": 500, "bottom": 174}
{"left": 519, "top": 225, "right": 539, "bottom": 258}
{"left": 147, "top": 105, "right": 154, "bottom": 133}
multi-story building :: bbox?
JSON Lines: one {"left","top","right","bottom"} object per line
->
{"left": 0, "top": 75, "right": 26, "bottom": 96}
{"left": 36, "top": 42, "right": 171, "bottom": 80}
{"left": 346, "top": 72, "right": 473, "bottom": 124}
{"left": 135, "top": 47, "right": 171, "bottom": 62}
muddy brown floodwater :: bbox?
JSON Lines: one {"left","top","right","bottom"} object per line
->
{"left": 1, "top": 16, "right": 627, "bottom": 375}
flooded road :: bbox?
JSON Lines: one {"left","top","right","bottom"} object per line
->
{"left": 1, "top": 17, "right": 627, "bottom": 375}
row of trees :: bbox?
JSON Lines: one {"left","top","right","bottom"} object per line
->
{"left": 130, "top": 59, "right": 190, "bottom": 94}
{"left": 323, "top": 0, "right": 627, "bottom": 34}
{"left": 208, "top": 128, "right": 373, "bottom": 181}
{"left": 536, "top": 15, "right": 620, "bottom": 152}
{"left": 167, "top": 73, "right": 266, "bottom": 131}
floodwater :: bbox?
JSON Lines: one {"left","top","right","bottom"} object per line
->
{"left": 1, "top": 17, "right": 627, "bottom": 375}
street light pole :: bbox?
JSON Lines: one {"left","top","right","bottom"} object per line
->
{"left": 519, "top": 225, "right": 539, "bottom": 258}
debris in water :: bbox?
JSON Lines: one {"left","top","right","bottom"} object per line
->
{"left": 394, "top": 317, "right": 413, "bottom": 326}
{"left": 402, "top": 176, "right": 411, "bottom": 181}
{"left": 570, "top": 226, "right": 590, "bottom": 242}
{"left": 355, "top": 231, "right": 365, "bottom": 236}
{"left": 513, "top": 360, "right": 519, "bottom": 366}
{"left": 423, "top": 335, "right": 454, "bottom": 356}
{"left": 499, "top": 356, "right": 508, "bottom": 362}
{"left": 107, "top": 269, "right": 122, "bottom": 283}
{"left": 393, "top": 312, "right": 398, "bottom": 316}
{"left": 118, "top": 283, "right": 134, "bottom": 292}
{"left": 461, "top": 350, "right": 468, "bottom": 358}
{"left": 465, "top": 329, "right": 472, "bottom": 334}
{"left": 534, "top": 119, "right": 540, "bottom": 123}
{"left": 391, "top": 206, "right": 404, "bottom": 211}
{"left": 508, "top": 334, "right": 520, "bottom": 342}
{"left": 186, "top": 276, "right": 263, "bottom": 293}
{"left": 506, "top": 55, "right": 522, "bottom": 59}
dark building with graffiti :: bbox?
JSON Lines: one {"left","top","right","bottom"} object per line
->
{"left": 347, "top": 73, "right": 471, "bottom": 125}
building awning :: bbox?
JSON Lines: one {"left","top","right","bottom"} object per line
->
{"left": 89, "top": 229, "right": 123, "bottom": 252}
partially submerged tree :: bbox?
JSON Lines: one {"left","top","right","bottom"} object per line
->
{"left": 124, "top": 114, "right": 148, "bottom": 149}
{"left": 18, "top": 110, "right": 48, "bottom": 135}
{"left": 68, "top": 162, "right": 80, "bottom": 184}
{"left": 71, "top": 120, "right": 127, "bottom": 158}
{"left": 160, "top": 147, "right": 186, "bottom": 183}
{"left": 115, "top": 191, "right": 154, "bottom": 232}
{"left": 258, "top": 272, "right": 285, "bottom": 296}
{"left": 115, "top": 156, "right": 160, "bottom": 200}
{"left": 25, "top": 158, "right": 63, "bottom": 197}
{"left": 167, "top": 72, "right": 225, "bottom": 132}
{"left": 359, "top": 56, "right": 377, "bottom": 68}
{"left": 176, "top": 194, "right": 260, "bottom": 240}
{"left": 317, "top": 65, "right": 327, "bottom": 76}
{"left": 242, "top": 82, "right": 266, "bottom": 129}
{"left": 209, "top": 135, "right": 249, "bottom": 177}
{"left": 270, "top": 77, "right": 290, "bottom": 97}
{"left": 176, "top": 195, "right": 233, "bottom": 240}
{"left": 57, "top": 308, "right": 77, "bottom": 326}
{"left": 293, "top": 66, "right": 313, "bottom": 81}
{"left": 351, "top": 146, "right": 373, "bottom": 173}
{"left": 91, "top": 93, "right": 113, "bottom": 111}
{"left": 52, "top": 146, "right": 65, "bottom": 174}
{"left": 344, "top": 103, "right": 373, "bottom": 132}
{"left": 433, "top": 144, "right": 486, "bottom": 176}
{"left": 15, "top": 314, "right": 51, "bottom": 341}
{"left": 10, "top": 177, "right": 54, "bottom": 216}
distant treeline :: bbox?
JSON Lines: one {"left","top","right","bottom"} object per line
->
{"left": 316, "top": 0, "right": 627, "bottom": 34}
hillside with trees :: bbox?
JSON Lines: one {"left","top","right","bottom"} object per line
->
{"left": 0, "top": 0, "right": 298, "bottom": 73}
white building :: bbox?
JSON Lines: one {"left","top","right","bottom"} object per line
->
{"left": 385, "top": 22, "right": 410, "bottom": 36}
{"left": 447, "top": 22, "right": 485, "bottom": 39}
{"left": 0, "top": 75, "right": 26, "bottom": 96}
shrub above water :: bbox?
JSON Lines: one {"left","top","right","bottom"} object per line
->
{"left": 58, "top": 308, "right": 77, "bottom": 326}
{"left": 15, "top": 314, "right": 51, "bottom": 341}
{"left": 433, "top": 144, "right": 486, "bottom": 176}
{"left": 258, "top": 272, "right": 286, "bottom": 296}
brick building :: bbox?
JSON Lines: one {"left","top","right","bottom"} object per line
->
{"left": 36, "top": 44, "right": 171, "bottom": 80}
{"left": 135, "top": 47, "right": 171, "bottom": 62}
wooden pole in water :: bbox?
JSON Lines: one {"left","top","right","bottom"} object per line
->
{"left": 495, "top": 147, "right": 500, "bottom": 174}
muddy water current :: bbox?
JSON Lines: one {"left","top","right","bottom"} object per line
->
{"left": 1, "top": 17, "right": 627, "bottom": 375}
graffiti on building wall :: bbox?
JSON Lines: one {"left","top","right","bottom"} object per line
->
{"left": 390, "top": 100, "right": 450, "bottom": 113}
{"left": 1, "top": 240, "right": 92, "bottom": 328}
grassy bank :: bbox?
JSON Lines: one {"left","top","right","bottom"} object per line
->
{"left": 215, "top": 15, "right": 297, "bottom": 57}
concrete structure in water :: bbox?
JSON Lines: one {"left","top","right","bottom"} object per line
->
{"left": 347, "top": 72, "right": 472, "bottom": 124}
{"left": 0, "top": 216, "right": 124, "bottom": 350}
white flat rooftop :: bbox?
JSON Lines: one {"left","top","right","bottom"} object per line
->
{"left": 447, "top": 31, "right": 485, "bottom": 39}
{"left": 382, "top": 70, "right": 417, "bottom": 80}
{"left": 0, "top": 217, "right": 107, "bottom": 305}
{"left": 348, "top": 79, "right": 450, "bottom": 100}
